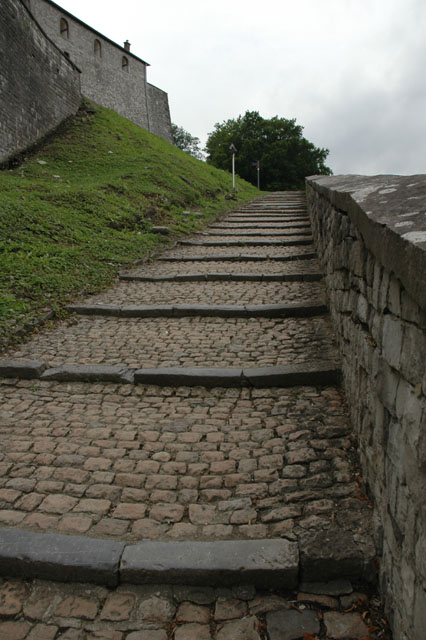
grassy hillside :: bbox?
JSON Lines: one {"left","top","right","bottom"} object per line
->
{"left": 0, "top": 101, "right": 259, "bottom": 351}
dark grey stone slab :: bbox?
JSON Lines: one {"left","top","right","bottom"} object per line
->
{"left": 243, "top": 363, "right": 341, "bottom": 388}
{"left": 179, "top": 239, "right": 313, "bottom": 247}
{"left": 0, "top": 359, "right": 46, "bottom": 379}
{"left": 266, "top": 609, "right": 320, "bottom": 640}
{"left": 119, "top": 274, "right": 207, "bottom": 282}
{"left": 159, "top": 254, "right": 269, "bottom": 262}
{"left": 0, "top": 528, "right": 124, "bottom": 586}
{"left": 299, "top": 579, "right": 354, "bottom": 596}
{"left": 67, "top": 304, "right": 122, "bottom": 316}
{"left": 171, "top": 305, "right": 247, "bottom": 318}
{"left": 134, "top": 367, "right": 244, "bottom": 387}
{"left": 206, "top": 273, "right": 263, "bottom": 282}
{"left": 41, "top": 364, "right": 134, "bottom": 384}
{"left": 245, "top": 303, "right": 327, "bottom": 317}
{"left": 120, "top": 273, "right": 322, "bottom": 283}
{"left": 205, "top": 231, "right": 312, "bottom": 237}
{"left": 120, "top": 539, "right": 299, "bottom": 588}
{"left": 299, "top": 526, "right": 377, "bottom": 583}
{"left": 120, "top": 305, "right": 175, "bottom": 317}
{"left": 262, "top": 273, "right": 322, "bottom": 282}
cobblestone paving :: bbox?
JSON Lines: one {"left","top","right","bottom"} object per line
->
{"left": 0, "top": 382, "right": 368, "bottom": 542}
{"left": 124, "top": 259, "right": 321, "bottom": 277}
{"left": 0, "top": 192, "right": 391, "bottom": 638}
{"left": 8, "top": 316, "right": 338, "bottom": 368}
{"left": 84, "top": 281, "right": 327, "bottom": 307}
{"left": 181, "top": 235, "right": 312, "bottom": 243}
{"left": 159, "top": 245, "right": 316, "bottom": 258}
{"left": 209, "top": 222, "right": 311, "bottom": 229}
{"left": 0, "top": 577, "right": 392, "bottom": 640}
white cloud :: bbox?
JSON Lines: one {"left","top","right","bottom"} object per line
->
{"left": 56, "top": 0, "right": 426, "bottom": 175}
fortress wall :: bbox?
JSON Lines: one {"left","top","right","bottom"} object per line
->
{"left": 307, "top": 174, "right": 426, "bottom": 640}
{"left": 147, "top": 83, "right": 173, "bottom": 143}
{"left": 0, "top": 0, "right": 81, "bottom": 164}
{"left": 28, "top": 0, "right": 150, "bottom": 131}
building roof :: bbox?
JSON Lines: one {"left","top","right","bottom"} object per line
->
{"left": 44, "top": 0, "right": 150, "bottom": 66}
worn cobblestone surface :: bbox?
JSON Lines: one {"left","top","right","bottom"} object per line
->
{"left": 0, "top": 381, "right": 368, "bottom": 542}
{"left": 158, "top": 245, "right": 316, "bottom": 258}
{"left": 8, "top": 316, "right": 338, "bottom": 368}
{"left": 0, "top": 577, "right": 392, "bottom": 640}
{"left": 84, "top": 281, "right": 326, "bottom": 307}
{"left": 123, "top": 259, "right": 321, "bottom": 277}
{"left": 0, "top": 191, "right": 390, "bottom": 638}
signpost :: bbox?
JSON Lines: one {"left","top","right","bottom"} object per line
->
{"left": 229, "top": 144, "right": 237, "bottom": 191}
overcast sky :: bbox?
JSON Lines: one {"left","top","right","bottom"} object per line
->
{"left": 57, "top": 0, "right": 426, "bottom": 176}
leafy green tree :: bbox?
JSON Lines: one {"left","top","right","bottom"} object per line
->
{"left": 171, "top": 123, "right": 204, "bottom": 160}
{"left": 206, "top": 111, "right": 332, "bottom": 190}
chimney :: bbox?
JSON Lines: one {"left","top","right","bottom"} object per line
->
{"left": 124, "top": 40, "right": 131, "bottom": 52}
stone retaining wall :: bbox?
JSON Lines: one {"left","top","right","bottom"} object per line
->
{"left": 0, "top": 0, "right": 81, "bottom": 164}
{"left": 307, "top": 174, "right": 426, "bottom": 640}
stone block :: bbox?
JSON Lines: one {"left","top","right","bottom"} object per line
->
{"left": 266, "top": 609, "right": 320, "bottom": 640}
{"left": 120, "top": 539, "right": 299, "bottom": 588}
{"left": 400, "top": 323, "right": 426, "bottom": 385}
{"left": 243, "top": 363, "right": 341, "bottom": 388}
{"left": 299, "top": 525, "right": 376, "bottom": 583}
{"left": 0, "top": 359, "right": 46, "bottom": 379}
{"left": 0, "top": 528, "right": 123, "bottom": 586}
{"left": 41, "top": 365, "right": 134, "bottom": 384}
{"left": 377, "top": 359, "right": 399, "bottom": 411}
{"left": 382, "top": 314, "right": 403, "bottom": 370}
{"left": 387, "top": 274, "right": 402, "bottom": 316}
{"left": 134, "top": 367, "right": 244, "bottom": 387}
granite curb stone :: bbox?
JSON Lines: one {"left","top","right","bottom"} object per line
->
{"left": 158, "top": 252, "right": 317, "bottom": 262}
{"left": 40, "top": 364, "right": 134, "bottom": 384}
{"left": 0, "top": 530, "right": 298, "bottom": 589}
{"left": 66, "top": 302, "right": 328, "bottom": 319}
{"left": 0, "top": 362, "right": 340, "bottom": 386}
{"left": 119, "top": 272, "right": 323, "bottom": 283}
{"left": 0, "top": 359, "right": 46, "bottom": 379}
{"left": 120, "top": 539, "right": 299, "bottom": 588}
{"left": 179, "top": 239, "right": 313, "bottom": 247}
{"left": 0, "top": 528, "right": 124, "bottom": 586}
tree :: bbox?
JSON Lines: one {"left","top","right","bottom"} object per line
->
{"left": 171, "top": 123, "right": 204, "bottom": 160}
{"left": 205, "top": 111, "right": 332, "bottom": 190}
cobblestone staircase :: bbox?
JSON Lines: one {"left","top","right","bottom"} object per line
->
{"left": 0, "top": 193, "right": 390, "bottom": 639}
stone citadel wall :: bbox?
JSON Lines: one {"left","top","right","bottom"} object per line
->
{"left": 1, "top": 0, "right": 172, "bottom": 164}
{"left": 0, "top": 0, "right": 81, "bottom": 163}
{"left": 307, "top": 174, "right": 426, "bottom": 640}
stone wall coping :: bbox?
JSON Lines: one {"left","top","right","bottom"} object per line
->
{"left": 307, "top": 174, "right": 426, "bottom": 310}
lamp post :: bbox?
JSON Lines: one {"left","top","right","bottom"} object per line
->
{"left": 252, "top": 160, "right": 260, "bottom": 189}
{"left": 229, "top": 143, "right": 237, "bottom": 191}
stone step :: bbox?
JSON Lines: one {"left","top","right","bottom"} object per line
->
{"left": 66, "top": 301, "right": 328, "bottom": 319}
{"left": 0, "top": 528, "right": 375, "bottom": 590}
{"left": 120, "top": 272, "right": 322, "bottom": 282}
{"left": 209, "top": 223, "right": 310, "bottom": 229}
{"left": 83, "top": 280, "right": 326, "bottom": 308}
{"left": 201, "top": 231, "right": 313, "bottom": 237}
{"left": 0, "top": 360, "right": 340, "bottom": 387}
{"left": 158, "top": 252, "right": 317, "bottom": 262}
{"left": 179, "top": 239, "right": 313, "bottom": 247}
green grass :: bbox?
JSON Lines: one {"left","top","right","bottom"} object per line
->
{"left": 0, "top": 101, "right": 260, "bottom": 351}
